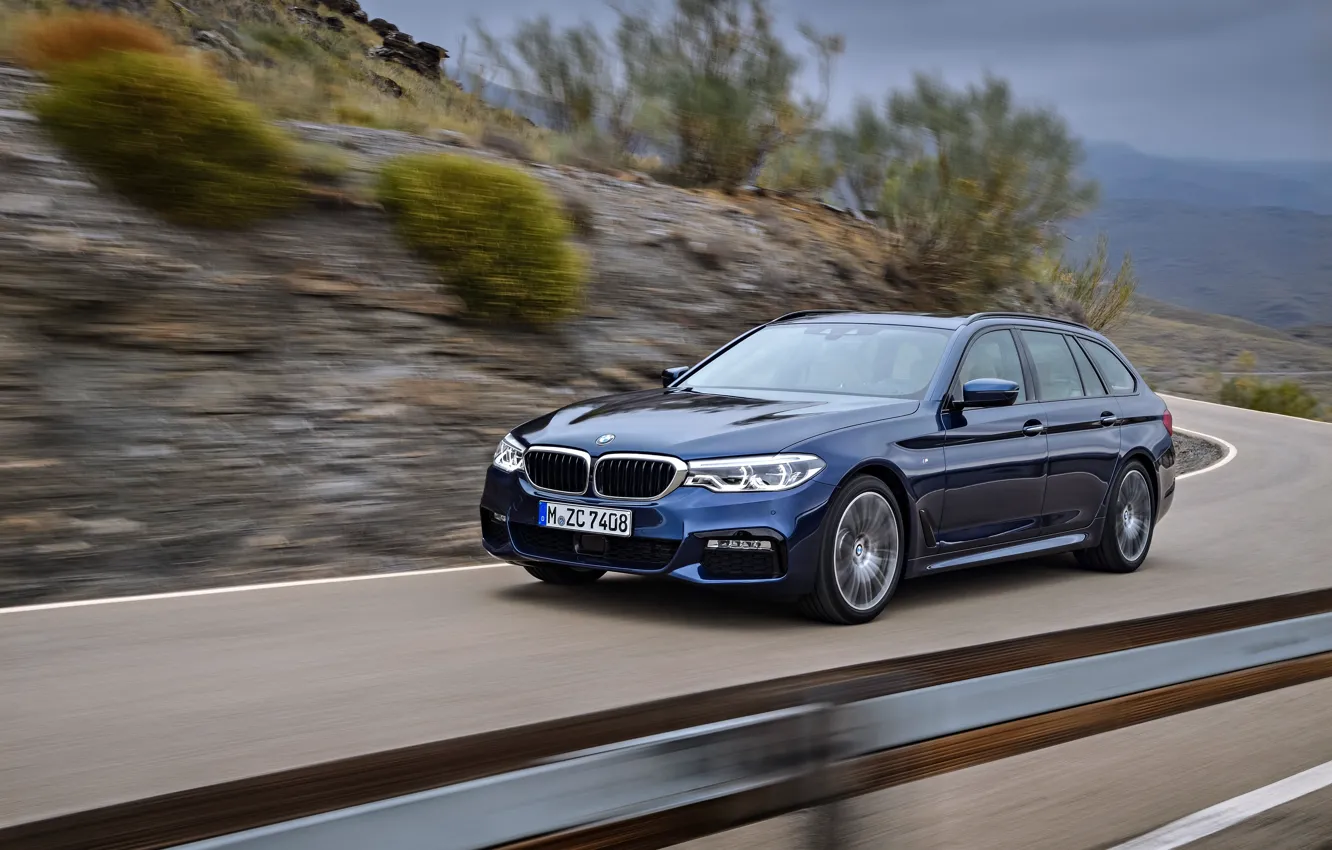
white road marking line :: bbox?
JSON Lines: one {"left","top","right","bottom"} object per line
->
{"left": 1109, "top": 759, "right": 1332, "bottom": 849}
{"left": 1172, "top": 427, "right": 1239, "bottom": 480}
{"left": 1160, "top": 393, "right": 1331, "bottom": 426}
{"left": 0, "top": 561, "right": 509, "bottom": 615}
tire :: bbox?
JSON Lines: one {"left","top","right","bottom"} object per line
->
{"left": 523, "top": 564, "right": 606, "bottom": 585}
{"left": 798, "top": 475, "right": 906, "bottom": 625}
{"left": 1076, "top": 459, "right": 1156, "bottom": 574}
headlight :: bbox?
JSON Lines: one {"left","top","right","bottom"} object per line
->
{"left": 683, "top": 454, "right": 825, "bottom": 493}
{"left": 492, "top": 434, "right": 525, "bottom": 473}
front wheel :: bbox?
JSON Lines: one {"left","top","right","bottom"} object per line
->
{"left": 523, "top": 564, "right": 606, "bottom": 585}
{"left": 799, "top": 476, "right": 906, "bottom": 625}
{"left": 1076, "top": 460, "right": 1156, "bottom": 573}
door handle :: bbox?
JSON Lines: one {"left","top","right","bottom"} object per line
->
{"left": 1100, "top": 412, "right": 1117, "bottom": 427}
{"left": 1022, "top": 421, "right": 1045, "bottom": 437}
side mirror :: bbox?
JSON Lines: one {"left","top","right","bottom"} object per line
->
{"left": 959, "top": 378, "right": 1020, "bottom": 409}
{"left": 662, "top": 366, "right": 690, "bottom": 388}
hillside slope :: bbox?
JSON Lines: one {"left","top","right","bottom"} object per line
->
{"left": 1108, "top": 298, "right": 1332, "bottom": 415}
{"left": 1, "top": 62, "right": 1074, "bottom": 603}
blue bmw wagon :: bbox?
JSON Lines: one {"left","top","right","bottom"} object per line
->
{"left": 480, "top": 311, "right": 1176, "bottom": 624}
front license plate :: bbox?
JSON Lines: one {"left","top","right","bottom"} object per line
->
{"left": 539, "top": 502, "right": 632, "bottom": 538}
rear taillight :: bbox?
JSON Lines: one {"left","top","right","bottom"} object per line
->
{"left": 1163, "top": 408, "right": 1173, "bottom": 436}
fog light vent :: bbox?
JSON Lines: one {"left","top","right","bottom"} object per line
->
{"left": 706, "top": 539, "right": 773, "bottom": 551}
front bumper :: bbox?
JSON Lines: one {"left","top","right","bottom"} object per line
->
{"left": 480, "top": 465, "right": 836, "bottom": 596}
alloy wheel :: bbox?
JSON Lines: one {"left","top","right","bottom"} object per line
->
{"left": 832, "top": 492, "right": 900, "bottom": 612}
{"left": 1115, "top": 469, "right": 1153, "bottom": 562}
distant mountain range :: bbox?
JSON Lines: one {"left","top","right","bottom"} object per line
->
{"left": 1079, "top": 142, "right": 1332, "bottom": 215}
{"left": 1066, "top": 143, "right": 1331, "bottom": 330}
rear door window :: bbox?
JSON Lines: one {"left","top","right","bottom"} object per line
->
{"left": 1078, "top": 338, "right": 1137, "bottom": 394}
{"left": 1067, "top": 335, "right": 1108, "bottom": 396}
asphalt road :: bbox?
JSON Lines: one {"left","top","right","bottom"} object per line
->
{"left": 2, "top": 395, "right": 1330, "bottom": 841}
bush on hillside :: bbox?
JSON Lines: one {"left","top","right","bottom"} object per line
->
{"left": 478, "top": 0, "right": 842, "bottom": 188}
{"left": 875, "top": 75, "right": 1099, "bottom": 306}
{"left": 1218, "top": 376, "right": 1322, "bottom": 420}
{"left": 31, "top": 50, "right": 300, "bottom": 228}
{"left": 377, "top": 153, "right": 584, "bottom": 323}
{"left": 1041, "top": 233, "right": 1138, "bottom": 332}
{"left": 11, "top": 10, "right": 175, "bottom": 71}
{"left": 756, "top": 136, "right": 838, "bottom": 196}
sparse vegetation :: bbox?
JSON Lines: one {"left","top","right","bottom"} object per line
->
{"left": 481, "top": 7, "right": 1105, "bottom": 309}
{"left": 2, "top": 0, "right": 548, "bottom": 143}
{"left": 1219, "top": 374, "right": 1322, "bottom": 420}
{"left": 6, "top": 0, "right": 1167, "bottom": 331}
{"left": 756, "top": 134, "right": 838, "bottom": 196}
{"left": 32, "top": 49, "right": 301, "bottom": 228}
{"left": 874, "top": 74, "right": 1099, "bottom": 306}
{"left": 377, "top": 153, "right": 584, "bottom": 324}
{"left": 7, "top": 9, "right": 175, "bottom": 70}
{"left": 1041, "top": 233, "right": 1138, "bottom": 332}
{"left": 478, "top": 0, "right": 840, "bottom": 189}
{"left": 830, "top": 99, "right": 893, "bottom": 208}
{"left": 473, "top": 17, "right": 610, "bottom": 135}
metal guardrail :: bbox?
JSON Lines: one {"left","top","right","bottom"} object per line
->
{"left": 6, "top": 589, "right": 1332, "bottom": 850}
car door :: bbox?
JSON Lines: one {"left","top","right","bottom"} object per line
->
{"left": 938, "top": 328, "right": 1048, "bottom": 547}
{"left": 1017, "top": 329, "right": 1122, "bottom": 535}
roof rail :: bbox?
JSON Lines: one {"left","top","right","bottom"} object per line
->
{"left": 768, "top": 309, "right": 851, "bottom": 324}
{"left": 965, "top": 311, "right": 1089, "bottom": 330}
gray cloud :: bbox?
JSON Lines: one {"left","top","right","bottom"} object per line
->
{"left": 362, "top": 0, "right": 1329, "bottom": 161}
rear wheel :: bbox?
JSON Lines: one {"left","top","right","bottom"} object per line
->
{"left": 523, "top": 564, "right": 606, "bottom": 585}
{"left": 1076, "top": 460, "right": 1155, "bottom": 573}
{"left": 799, "top": 475, "right": 905, "bottom": 625}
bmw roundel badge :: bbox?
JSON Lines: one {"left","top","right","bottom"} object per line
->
{"left": 596, "top": 434, "right": 615, "bottom": 446}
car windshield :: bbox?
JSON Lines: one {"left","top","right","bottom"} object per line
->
{"left": 682, "top": 322, "right": 953, "bottom": 399}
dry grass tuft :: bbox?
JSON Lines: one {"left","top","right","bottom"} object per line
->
{"left": 9, "top": 9, "right": 175, "bottom": 70}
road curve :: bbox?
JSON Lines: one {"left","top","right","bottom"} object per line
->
{"left": 1, "top": 395, "right": 1328, "bottom": 827}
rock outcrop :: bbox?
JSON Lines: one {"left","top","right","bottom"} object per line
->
{"left": 313, "top": 0, "right": 368, "bottom": 24}
{"left": 289, "top": 7, "right": 345, "bottom": 31}
{"left": 367, "top": 31, "right": 447, "bottom": 79}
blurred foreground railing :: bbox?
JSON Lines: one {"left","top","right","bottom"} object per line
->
{"left": 7, "top": 589, "right": 1332, "bottom": 850}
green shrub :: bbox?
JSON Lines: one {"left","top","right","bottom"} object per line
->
{"left": 32, "top": 51, "right": 300, "bottom": 228}
{"left": 245, "top": 23, "right": 324, "bottom": 64}
{"left": 756, "top": 136, "right": 837, "bottom": 196}
{"left": 377, "top": 153, "right": 584, "bottom": 323}
{"left": 1218, "top": 376, "right": 1322, "bottom": 420}
{"left": 1040, "top": 233, "right": 1138, "bottom": 332}
{"left": 874, "top": 75, "right": 1098, "bottom": 305}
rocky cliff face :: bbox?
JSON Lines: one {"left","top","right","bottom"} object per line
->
{"left": 0, "top": 63, "right": 1062, "bottom": 603}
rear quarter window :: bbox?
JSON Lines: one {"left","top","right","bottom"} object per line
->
{"left": 1077, "top": 338, "right": 1137, "bottom": 394}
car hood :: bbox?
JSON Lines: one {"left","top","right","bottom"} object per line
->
{"left": 511, "top": 388, "right": 920, "bottom": 459}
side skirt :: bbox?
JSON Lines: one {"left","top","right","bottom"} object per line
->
{"left": 906, "top": 532, "right": 1093, "bottom": 577}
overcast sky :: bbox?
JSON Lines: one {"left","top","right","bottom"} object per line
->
{"left": 363, "top": 0, "right": 1329, "bottom": 162}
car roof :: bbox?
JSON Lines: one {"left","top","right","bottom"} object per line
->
{"left": 769, "top": 310, "right": 1093, "bottom": 333}
{"left": 772, "top": 311, "right": 968, "bottom": 330}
